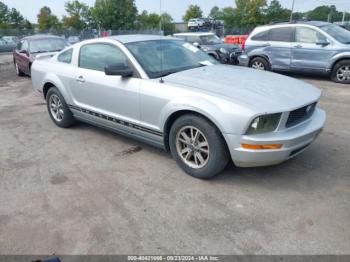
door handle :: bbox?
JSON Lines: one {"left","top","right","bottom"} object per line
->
{"left": 76, "top": 76, "right": 85, "bottom": 83}
{"left": 294, "top": 44, "right": 302, "bottom": 48}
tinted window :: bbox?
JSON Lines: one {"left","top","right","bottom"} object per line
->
{"left": 251, "top": 30, "right": 269, "bottom": 41}
{"left": 269, "top": 27, "right": 293, "bottom": 42}
{"left": 126, "top": 40, "right": 218, "bottom": 79}
{"left": 79, "top": 43, "right": 129, "bottom": 72}
{"left": 295, "top": 27, "right": 326, "bottom": 43}
{"left": 320, "top": 24, "right": 350, "bottom": 44}
{"left": 58, "top": 49, "right": 73, "bottom": 64}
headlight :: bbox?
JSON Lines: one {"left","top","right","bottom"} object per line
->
{"left": 246, "top": 113, "right": 281, "bottom": 135}
{"left": 219, "top": 47, "right": 228, "bottom": 54}
{"left": 202, "top": 47, "right": 209, "bottom": 52}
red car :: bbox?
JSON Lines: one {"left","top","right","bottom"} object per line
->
{"left": 13, "top": 35, "right": 69, "bottom": 76}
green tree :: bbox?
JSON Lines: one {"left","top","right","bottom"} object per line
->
{"left": 37, "top": 6, "right": 61, "bottom": 32}
{"left": 62, "top": 0, "right": 90, "bottom": 30}
{"left": 7, "top": 8, "right": 24, "bottom": 27}
{"left": 137, "top": 11, "right": 174, "bottom": 34}
{"left": 265, "top": 0, "right": 290, "bottom": 23}
{"left": 220, "top": 7, "right": 236, "bottom": 30}
{"left": 209, "top": 6, "right": 222, "bottom": 19}
{"left": 234, "top": 0, "right": 267, "bottom": 27}
{"left": 93, "top": 0, "right": 138, "bottom": 30}
{"left": 307, "top": 5, "right": 342, "bottom": 22}
{"left": 182, "top": 5, "right": 203, "bottom": 22}
{"left": 0, "top": 1, "right": 9, "bottom": 24}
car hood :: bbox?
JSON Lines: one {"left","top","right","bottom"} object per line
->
{"left": 163, "top": 65, "right": 321, "bottom": 113}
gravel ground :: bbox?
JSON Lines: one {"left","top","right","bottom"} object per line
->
{"left": 0, "top": 61, "right": 349, "bottom": 255}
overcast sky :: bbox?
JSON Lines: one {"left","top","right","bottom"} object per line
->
{"left": 2, "top": 0, "right": 350, "bottom": 23}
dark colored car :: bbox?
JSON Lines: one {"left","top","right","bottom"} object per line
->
{"left": 13, "top": 35, "right": 69, "bottom": 76}
{"left": 173, "top": 32, "right": 242, "bottom": 65}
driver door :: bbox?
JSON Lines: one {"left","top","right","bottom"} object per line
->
{"left": 71, "top": 42, "right": 141, "bottom": 128}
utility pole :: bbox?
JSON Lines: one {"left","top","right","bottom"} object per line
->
{"left": 290, "top": 0, "right": 296, "bottom": 22}
{"left": 342, "top": 11, "right": 346, "bottom": 24}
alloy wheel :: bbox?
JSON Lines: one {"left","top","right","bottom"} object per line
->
{"left": 336, "top": 65, "right": 350, "bottom": 82}
{"left": 252, "top": 61, "right": 265, "bottom": 70}
{"left": 49, "top": 94, "right": 64, "bottom": 122}
{"left": 176, "top": 126, "right": 210, "bottom": 169}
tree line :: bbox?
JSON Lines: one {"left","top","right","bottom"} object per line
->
{"left": 1, "top": 0, "right": 349, "bottom": 35}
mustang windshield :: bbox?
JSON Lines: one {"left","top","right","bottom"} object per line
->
{"left": 320, "top": 24, "right": 350, "bottom": 44}
{"left": 126, "top": 40, "right": 218, "bottom": 78}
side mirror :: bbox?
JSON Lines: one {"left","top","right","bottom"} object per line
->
{"left": 104, "top": 63, "right": 133, "bottom": 77}
{"left": 316, "top": 40, "right": 330, "bottom": 47}
{"left": 193, "top": 42, "right": 200, "bottom": 48}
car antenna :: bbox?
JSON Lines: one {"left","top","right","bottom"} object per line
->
{"left": 159, "top": 0, "right": 164, "bottom": 83}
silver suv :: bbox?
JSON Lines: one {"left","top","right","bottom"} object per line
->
{"left": 239, "top": 21, "right": 350, "bottom": 84}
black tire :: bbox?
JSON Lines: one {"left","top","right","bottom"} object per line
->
{"left": 14, "top": 60, "right": 25, "bottom": 76}
{"left": 331, "top": 59, "right": 350, "bottom": 84}
{"left": 169, "top": 114, "right": 229, "bottom": 179}
{"left": 250, "top": 57, "right": 271, "bottom": 71}
{"left": 46, "top": 87, "right": 75, "bottom": 128}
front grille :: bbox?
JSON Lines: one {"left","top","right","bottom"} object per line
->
{"left": 286, "top": 103, "right": 316, "bottom": 128}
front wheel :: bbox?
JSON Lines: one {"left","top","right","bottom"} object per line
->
{"left": 46, "top": 87, "right": 75, "bottom": 128}
{"left": 331, "top": 59, "right": 350, "bottom": 84}
{"left": 169, "top": 114, "right": 229, "bottom": 179}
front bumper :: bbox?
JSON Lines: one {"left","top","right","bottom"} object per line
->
{"left": 224, "top": 108, "right": 326, "bottom": 167}
{"left": 238, "top": 53, "right": 249, "bottom": 67}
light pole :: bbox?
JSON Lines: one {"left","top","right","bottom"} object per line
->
{"left": 290, "top": 0, "right": 295, "bottom": 22}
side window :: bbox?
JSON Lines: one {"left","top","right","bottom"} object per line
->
{"left": 251, "top": 30, "right": 269, "bottom": 41}
{"left": 296, "top": 27, "right": 326, "bottom": 43}
{"left": 269, "top": 27, "right": 293, "bottom": 42}
{"left": 21, "top": 40, "right": 29, "bottom": 51}
{"left": 58, "top": 48, "right": 73, "bottom": 64}
{"left": 79, "top": 43, "right": 129, "bottom": 72}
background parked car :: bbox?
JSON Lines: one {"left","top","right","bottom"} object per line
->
{"left": 174, "top": 32, "right": 242, "bottom": 65}
{"left": 13, "top": 35, "right": 69, "bottom": 76}
{"left": 0, "top": 38, "right": 17, "bottom": 52}
{"left": 187, "top": 18, "right": 205, "bottom": 30}
{"left": 2, "top": 36, "right": 19, "bottom": 44}
{"left": 239, "top": 21, "right": 350, "bottom": 84}
{"left": 67, "top": 36, "right": 80, "bottom": 44}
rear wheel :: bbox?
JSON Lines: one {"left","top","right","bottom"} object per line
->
{"left": 14, "top": 60, "right": 25, "bottom": 76}
{"left": 331, "top": 59, "right": 350, "bottom": 84}
{"left": 46, "top": 87, "right": 75, "bottom": 128}
{"left": 169, "top": 114, "right": 229, "bottom": 179}
{"left": 250, "top": 57, "right": 270, "bottom": 71}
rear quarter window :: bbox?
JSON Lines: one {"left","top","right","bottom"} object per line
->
{"left": 57, "top": 48, "right": 73, "bottom": 64}
{"left": 251, "top": 30, "right": 269, "bottom": 41}
{"left": 269, "top": 27, "right": 293, "bottom": 42}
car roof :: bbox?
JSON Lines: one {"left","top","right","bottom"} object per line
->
{"left": 109, "top": 34, "right": 179, "bottom": 44}
{"left": 173, "top": 32, "right": 214, "bottom": 36}
{"left": 22, "top": 34, "right": 64, "bottom": 41}
{"left": 259, "top": 20, "right": 331, "bottom": 29}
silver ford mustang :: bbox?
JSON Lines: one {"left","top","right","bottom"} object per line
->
{"left": 31, "top": 35, "right": 326, "bottom": 179}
